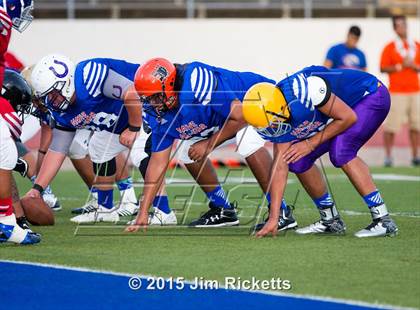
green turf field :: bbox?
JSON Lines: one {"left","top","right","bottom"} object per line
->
{"left": 1, "top": 167, "right": 419, "bottom": 308}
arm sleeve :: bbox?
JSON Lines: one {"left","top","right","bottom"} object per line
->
{"left": 102, "top": 68, "right": 134, "bottom": 100}
{"left": 49, "top": 128, "right": 76, "bottom": 155}
{"left": 80, "top": 60, "right": 109, "bottom": 99}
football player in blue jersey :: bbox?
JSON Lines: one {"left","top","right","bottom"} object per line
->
{"left": 125, "top": 58, "right": 296, "bottom": 232}
{"left": 241, "top": 66, "right": 398, "bottom": 238}
{"left": 23, "top": 54, "right": 174, "bottom": 225}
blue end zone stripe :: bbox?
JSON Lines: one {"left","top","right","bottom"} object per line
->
{"left": 0, "top": 261, "right": 393, "bottom": 310}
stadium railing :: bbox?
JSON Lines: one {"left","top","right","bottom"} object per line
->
{"left": 34, "top": 0, "right": 419, "bottom": 19}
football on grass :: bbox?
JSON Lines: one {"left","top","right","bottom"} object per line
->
{"left": 20, "top": 196, "right": 55, "bottom": 226}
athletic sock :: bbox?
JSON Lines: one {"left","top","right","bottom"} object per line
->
{"left": 0, "top": 213, "right": 27, "bottom": 243}
{"left": 313, "top": 192, "right": 338, "bottom": 222}
{"left": 206, "top": 185, "right": 231, "bottom": 209}
{"left": 363, "top": 190, "right": 388, "bottom": 220}
{"left": 153, "top": 196, "right": 171, "bottom": 214}
{"left": 265, "top": 193, "right": 271, "bottom": 205}
{"left": 31, "top": 176, "right": 53, "bottom": 195}
{"left": 0, "top": 197, "right": 14, "bottom": 217}
{"left": 265, "top": 193, "right": 287, "bottom": 208}
{"left": 117, "top": 177, "right": 137, "bottom": 204}
{"left": 280, "top": 199, "right": 289, "bottom": 217}
{"left": 97, "top": 189, "right": 114, "bottom": 210}
{"left": 90, "top": 187, "right": 99, "bottom": 200}
{"left": 265, "top": 193, "right": 288, "bottom": 217}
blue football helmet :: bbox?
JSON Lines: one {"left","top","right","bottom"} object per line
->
{"left": 0, "top": 0, "right": 34, "bottom": 32}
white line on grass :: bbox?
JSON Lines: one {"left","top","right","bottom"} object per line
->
{"left": 162, "top": 174, "right": 420, "bottom": 185}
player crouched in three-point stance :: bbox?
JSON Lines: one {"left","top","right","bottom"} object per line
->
{"left": 242, "top": 66, "right": 398, "bottom": 238}
{"left": 126, "top": 58, "right": 289, "bottom": 231}
{"left": 23, "top": 66, "right": 142, "bottom": 217}
{"left": 24, "top": 55, "right": 173, "bottom": 224}
{"left": 0, "top": 73, "right": 41, "bottom": 244}
{"left": 0, "top": 0, "right": 39, "bottom": 244}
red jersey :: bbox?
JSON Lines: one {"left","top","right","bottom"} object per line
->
{"left": 0, "top": 7, "right": 12, "bottom": 86}
{"left": 0, "top": 97, "right": 22, "bottom": 140}
{"left": 5, "top": 51, "right": 24, "bottom": 71}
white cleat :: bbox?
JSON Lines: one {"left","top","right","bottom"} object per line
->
{"left": 70, "top": 206, "right": 119, "bottom": 224}
{"left": 0, "top": 214, "right": 41, "bottom": 245}
{"left": 43, "top": 193, "right": 62, "bottom": 211}
{"left": 71, "top": 198, "right": 99, "bottom": 215}
{"left": 126, "top": 209, "right": 177, "bottom": 226}
{"left": 354, "top": 216, "right": 398, "bottom": 238}
{"left": 295, "top": 218, "right": 346, "bottom": 235}
{"left": 116, "top": 202, "right": 139, "bottom": 217}
{"left": 149, "top": 209, "right": 177, "bottom": 225}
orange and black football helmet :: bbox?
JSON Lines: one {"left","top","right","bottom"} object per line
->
{"left": 134, "top": 58, "right": 177, "bottom": 116}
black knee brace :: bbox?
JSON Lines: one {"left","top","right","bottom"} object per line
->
{"left": 93, "top": 158, "right": 116, "bottom": 177}
{"left": 139, "top": 156, "right": 150, "bottom": 179}
{"left": 138, "top": 134, "right": 153, "bottom": 179}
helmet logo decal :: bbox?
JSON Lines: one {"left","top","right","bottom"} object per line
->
{"left": 49, "top": 60, "right": 69, "bottom": 79}
{"left": 152, "top": 66, "right": 168, "bottom": 82}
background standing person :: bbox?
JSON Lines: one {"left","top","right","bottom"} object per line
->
{"left": 380, "top": 15, "right": 420, "bottom": 167}
{"left": 324, "top": 25, "right": 367, "bottom": 71}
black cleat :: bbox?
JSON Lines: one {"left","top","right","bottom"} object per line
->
{"left": 253, "top": 204, "right": 298, "bottom": 232}
{"left": 71, "top": 202, "right": 98, "bottom": 214}
{"left": 189, "top": 203, "right": 239, "bottom": 227}
{"left": 16, "top": 216, "right": 31, "bottom": 230}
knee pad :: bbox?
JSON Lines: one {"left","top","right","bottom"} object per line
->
{"left": 69, "top": 129, "right": 91, "bottom": 159}
{"left": 236, "top": 127, "right": 265, "bottom": 158}
{"left": 139, "top": 156, "right": 150, "bottom": 179}
{"left": 130, "top": 131, "right": 152, "bottom": 167}
{"left": 69, "top": 139, "right": 89, "bottom": 160}
{"left": 175, "top": 139, "right": 197, "bottom": 164}
{"left": 93, "top": 158, "right": 116, "bottom": 177}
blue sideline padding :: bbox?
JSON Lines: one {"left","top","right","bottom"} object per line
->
{"left": 0, "top": 261, "right": 383, "bottom": 310}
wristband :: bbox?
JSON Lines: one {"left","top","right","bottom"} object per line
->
{"left": 38, "top": 150, "right": 47, "bottom": 155}
{"left": 128, "top": 125, "right": 141, "bottom": 132}
{"left": 33, "top": 183, "right": 44, "bottom": 194}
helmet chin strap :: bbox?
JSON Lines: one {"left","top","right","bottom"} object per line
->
{"left": 158, "top": 82, "right": 177, "bottom": 112}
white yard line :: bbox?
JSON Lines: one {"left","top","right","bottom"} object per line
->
{"left": 162, "top": 174, "right": 420, "bottom": 185}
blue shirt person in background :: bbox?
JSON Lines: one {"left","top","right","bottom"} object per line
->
{"left": 324, "top": 25, "right": 367, "bottom": 71}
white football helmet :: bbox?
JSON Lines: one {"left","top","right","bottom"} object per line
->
{"left": 31, "top": 54, "right": 76, "bottom": 112}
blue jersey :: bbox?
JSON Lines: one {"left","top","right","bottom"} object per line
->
{"left": 144, "top": 61, "right": 275, "bottom": 152}
{"left": 50, "top": 58, "right": 139, "bottom": 134}
{"left": 325, "top": 43, "right": 367, "bottom": 70}
{"left": 262, "top": 65, "right": 378, "bottom": 144}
